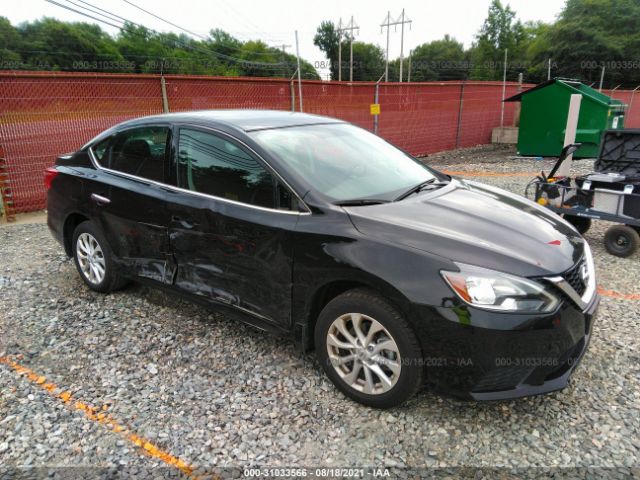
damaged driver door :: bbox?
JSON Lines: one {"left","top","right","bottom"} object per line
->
{"left": 166, "top": 126, "right": 298, "bottom": 328}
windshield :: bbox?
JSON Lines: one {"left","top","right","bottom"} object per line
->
{"left": 250, "top": 124, "right": 438, "bottom": 202}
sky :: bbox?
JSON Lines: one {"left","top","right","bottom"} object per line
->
{"left": 1, "top": 0, "right": 567, "bottom": 78}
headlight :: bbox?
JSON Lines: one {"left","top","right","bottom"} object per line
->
{"left": 441, "top": 264, "right": 560, "bottom": 313}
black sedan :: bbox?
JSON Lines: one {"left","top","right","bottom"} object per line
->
{"left": 46, "top": 110, "right": 599, "bottom": 408}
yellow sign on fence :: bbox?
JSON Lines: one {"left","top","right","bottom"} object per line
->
{"left": 370, "top": 103, "right": 381, "bottom": 115}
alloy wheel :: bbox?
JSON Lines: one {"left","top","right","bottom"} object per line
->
{"left": 76, "top": 232, "right": 106, "bottom": 285}
{"left": 326, "top": 313, "right": 402, "bottom": 395}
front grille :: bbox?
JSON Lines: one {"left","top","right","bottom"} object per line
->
{"left": 562, "top": 259, "right": 587, "bottom": 296}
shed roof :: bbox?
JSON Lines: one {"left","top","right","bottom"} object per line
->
{"left": 504, "top": 78, "right": 623, "bottom": 106}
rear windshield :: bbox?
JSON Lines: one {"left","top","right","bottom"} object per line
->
{"left": 250, "top": 124, "right": 437, "bottom": 202}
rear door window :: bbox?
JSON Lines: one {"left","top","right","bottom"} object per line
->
{"left": 93, "top": 126, "right": 170, "bottom": 183}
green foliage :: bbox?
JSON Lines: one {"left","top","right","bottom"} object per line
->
{"left": 314, "top": 21, "right": 385, "bottom": 81}
{"left": 0, "top": 16, "right": 21, "bottom": 67}
{"left": 468, "top": 0, "right": 532, "bottom": 80}
{"left": 406, "top": 35, "right": 466, "bottom": 81}
{"left": 0, "top": 16, "right": 318, "bottom": 79}
{"left": 346, "top": 42, "right": 385, "bottom": 81}
{"left": 313, "top": 21, "right": 340, "bottom": 79}
{"left": 529, "top": 0, "right": 640, "bottom": 86}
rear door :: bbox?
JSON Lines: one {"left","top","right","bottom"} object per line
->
{"left": 87, "top": 125, "right": 175, "bottom": 283}
{"left": 166, "top": 126, "right": 301, "bottom": 327}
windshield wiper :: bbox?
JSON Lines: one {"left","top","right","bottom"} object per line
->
{"left": 334, "top": 198, "right": 390, "bottom": 207}
{"left": 394, "top": 178, "right": 447, "bottom": 202}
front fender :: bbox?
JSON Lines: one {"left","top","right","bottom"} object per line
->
{"left": 291, "top": 210, "right": 457, "bottom": 349}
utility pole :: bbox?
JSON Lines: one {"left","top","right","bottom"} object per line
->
{"left": 337, "top": 18, "right": 343, "bottom": 81}
{"left": 380, "top": 9, "right": 412, "bottom": 82}
{"left": 380, "top": 11, "right": 391, "bottom": 82}
{"left": 399, "top": 9, "right": 409, "bottom": 82}
{"left": 340, "top": 16, "right": 359, "bottom": 82}
{"left": 407, "top": 49, "right": 412, "bottom": 82}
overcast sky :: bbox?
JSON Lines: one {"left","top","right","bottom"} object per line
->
{"left": 2, "top": 0, "right": 567, "bottom": 77}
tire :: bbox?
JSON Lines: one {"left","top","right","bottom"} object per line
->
{"left": 72, "top": 221, "right": 127, "bottom": 293}
{"left": 563, "top": 215, "right": 591, "bottom": 235}
{"left": 314, "top": 288, "right": 423, "bottom": 408}
{"left": 604, "top": 224, "right": 640, "bottom": 258}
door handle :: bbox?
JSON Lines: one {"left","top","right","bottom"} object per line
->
{"left": 90, "top": 193, "right": 111, "bottom": 206}
{"left": 171, "top": 215, "right": 198, "bottom": 229}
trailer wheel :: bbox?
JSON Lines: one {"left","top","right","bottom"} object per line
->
{"left": 563, "top": 215, "right": 592, "bottom": 235}
{"left": 604, "top": 225, "right": 640, "bottom": 258}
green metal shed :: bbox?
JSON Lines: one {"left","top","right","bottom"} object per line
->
{"left": 504, "top": 78, "right": 626, "bottom": 158}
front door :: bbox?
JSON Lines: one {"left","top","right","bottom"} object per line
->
{"left": 166, "top": 126, "right": 299, "bottom": 327}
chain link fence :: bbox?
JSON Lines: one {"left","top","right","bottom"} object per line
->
{"left": 1, "top": 71, "right": 639, "bottom": 217}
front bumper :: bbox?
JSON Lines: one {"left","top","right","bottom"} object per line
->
{"left": 412, "top": 292, "right": 600, "bottom": 400}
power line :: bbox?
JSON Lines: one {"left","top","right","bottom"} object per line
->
{"left": 45, "top": 0, "right": 289, "bottom": 67}
{"left": 44, "top": 0, "right": 123, "bottom": 29}
{"left": 63, "top": 0, "right": 126, "bottom": 25}
{"left": 121, "top": 0, "right": 208, "bottom": 40}
{"left": 217, "top": 0, "right": 282, "bottom": 44}
{"left": 120, "top": 0, "right": 287, "bottom": 57}
{"left": 75, "top": 0, "right": 129, "bottom": 23}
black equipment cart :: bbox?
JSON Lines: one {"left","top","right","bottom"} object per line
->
{"left": 527, "top": 130, "right": 640, "bottom": 257}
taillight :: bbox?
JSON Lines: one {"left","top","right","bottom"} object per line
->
{"left": 44, "top": 166, "right": 59, "bottom": 190}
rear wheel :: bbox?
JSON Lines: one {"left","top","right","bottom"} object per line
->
{"left": 563, "top": 215, "right": 591, "bottom": 235}
{"left": 604, "top": 225, "right": 639, "bottom": 258}
{"left": 72, "top": 221, "right": 127, "bottom": 293}
{"left": 314, "top": 288, "right": 423, "bottom": 408}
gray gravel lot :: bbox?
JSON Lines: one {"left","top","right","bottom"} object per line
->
{"left": 1, "top": 145, "right": 639, "bottom": 478}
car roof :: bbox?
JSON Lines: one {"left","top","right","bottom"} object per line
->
{"left": 116, "top": 109, "right": 345, "bottom": 132}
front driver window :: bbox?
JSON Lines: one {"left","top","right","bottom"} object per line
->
{"left": 177, "top": 128, "right": 279, "bottom": 209}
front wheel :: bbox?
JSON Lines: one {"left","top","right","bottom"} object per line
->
{"left": 72, "top": 221, "right": 127, "bottom": 293}
{"left": 314, "top": 288, "right": 423, "bottom": 408}
{"left": 604, "top": 224, "right": 639, "bottom": 258}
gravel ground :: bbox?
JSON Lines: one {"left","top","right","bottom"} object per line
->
{"left": 1, "top": 144, "right": 639, "bottom": 479}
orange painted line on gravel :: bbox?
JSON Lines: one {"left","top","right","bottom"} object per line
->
{"left": 597, "top": 286, "right": 640, "bottom": 301}
{"left": 0, "top": 356, "right": 206, "bottom": 479}
{"left": 442, "top": 170, "right": 539, "bottom": 177}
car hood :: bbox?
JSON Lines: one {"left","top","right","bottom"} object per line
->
{"left": 344, "top": 179, "right": 585, "bottom": 277}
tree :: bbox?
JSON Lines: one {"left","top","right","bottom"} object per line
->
{"left": 313, "top": 21, "right": 340, "bottom": 80}
{"left": 0, "top": 16, "right": 319, "bottom": 78}
{"left": 468, "top": 0, "right": 529, "bottom": 80}
{"left": 407, "top": 35, "right": 466, "bottom": 81}
{"left": 18, "top": 17, "right": 123, "bottom": 71}
{"left": 527, "top": 0, "right": 640, "bottom": 87}
{"left": 348, "top": 42, "right": 385, "bottom": 81}
{"left": 314, "top": 20, "right": 386, "bottom": 81}
{"left": 521, "top": 21, "right": 553, "bottom": 82}
{"left": 0, "top": 17, "right": 22, "bottom": 67}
